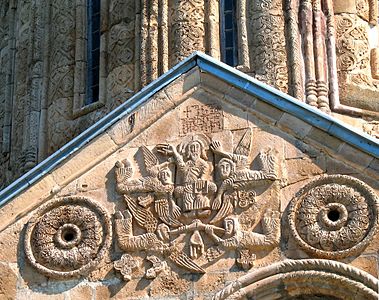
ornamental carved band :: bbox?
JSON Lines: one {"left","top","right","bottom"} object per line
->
{"left": 24, "top": 196, "right": 112, "bottom": 279}
{"left": 288, "top": 175, "right": 379, "bottom": 259}
{"left": 113, "top": 130, "right": 281, "bottom": 278}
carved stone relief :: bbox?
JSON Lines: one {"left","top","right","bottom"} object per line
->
{"left": 170, "top": 0, "right": 206, "bottom": 65}
{"left": 363, "top": 121, "right": 379, "bottom": 138}
{"left": 213, "top": 259, "right": 379, "bottom": 300}
{"left": 288, "top": 175, "right": 379, "bottom": 259}
{"left": 113, "top": 129, "right": 280, "bottom": 278}
{"left": 24, "top": 196, "right": 112, "bottom": 278}
{"left": 180, "top": 103, "right": 223, "bottom": 136}
{"left": 249, "top": 0, "right": 289, "bottom": 93}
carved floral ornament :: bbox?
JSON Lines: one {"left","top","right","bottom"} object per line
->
{"left": 288, "top": 175, "right": 379, "bottom": 259}
{"left": 24, "top": 196, "right": 112, "bottom": 279}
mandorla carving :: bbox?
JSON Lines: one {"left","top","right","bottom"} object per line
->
{"left": 113, "top": 130, "right": 280, "bottom": 278}
{"left": 157, "top": 136, "right": 217, "bottom": 219}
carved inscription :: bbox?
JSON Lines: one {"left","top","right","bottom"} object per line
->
{"left": 180, "top": 104, "right": 223, "bottom": 136}
{"left": 113, "top": 129, "right": 280, "bottom": 278}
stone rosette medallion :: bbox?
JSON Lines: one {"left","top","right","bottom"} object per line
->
{"left": 24, "top": 196, "right": 112, "bottom": 278}
{"left": 288, "top": 175, "right": 379, "bottom": 259}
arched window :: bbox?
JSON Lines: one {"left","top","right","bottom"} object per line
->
{"left": 220, "top": 0, "right": 238, "bottom": 66}
{"left": 85, "top": 0, "right": 101, "bottom": 105}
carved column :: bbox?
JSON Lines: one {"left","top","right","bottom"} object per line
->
{"left": 300, "top": 0, "right": 317, "bottom": 107}
{"left": 3, "top": 0, "right": 16, "bottom": 158}
{"left": 323, "top": 0, "right": 340, "bottom": 110}
{"left": 285, "top": 0, "right": 304, "bottom": 100}
{"left": 236, "top": 0, "right": 249, "bottom": 69}
{"left": 206, "top": 0, "right": 220, "bottom": 60}
{"left": 159, "top": 0, "right": 169, "bottom": 73}
{"left": 140, "top": 0, "right": 170, "bottom": 85}
{"left": 368, "top": 0, "right": 378, "bottom": 25}
{"left": 170, "top": 0, "right": 206, "bottom": 66}
{"left": 249, "top": 0, "right": 288, "bottom": 93}
{"left": 313, "top": 0, "right": 330, "bottom": 112}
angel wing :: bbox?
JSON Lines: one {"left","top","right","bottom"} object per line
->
{"left": 115, "top": 159, "right": 133, "bottom": 184}
{"left": 115, "top": 209, "right": 163, "bottom": 251}
{"left": 155, "top": 198, "right": 183, "bottom": 227}
{"left": 168, "top": 246, "right": 205, "bottom": 273}
{"left": 234, "top": 128, "right": 252, "bottom": 157}
{"left": 124, "top": 195, "right": 158, "bottom": 233}
{"left": 210, "top": 196, "right": 233, "bottom": 225}
{"left": 140, "top": 145, "right": 159, "bottom": 177}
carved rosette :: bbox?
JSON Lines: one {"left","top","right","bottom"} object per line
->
{"left": 288, "top": 175, "right": 379, "bottom": 259}
{"left": 24, "top": 196, "right": 112, "bottom": 278}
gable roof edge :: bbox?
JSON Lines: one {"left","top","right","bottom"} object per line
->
{"left": 0, "top": 51, "right": 378, "bottom": 207}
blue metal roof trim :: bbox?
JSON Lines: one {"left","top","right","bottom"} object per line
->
{"left": 0, "top": 51, "right": 378, "bottom": 207}
{"left": 195, "top": 52, "right": 379, "bottom": 156}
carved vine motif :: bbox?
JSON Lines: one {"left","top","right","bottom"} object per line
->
{"left": 288, "top": 175, "right": 379, "bottom": 259}
{"left": 24, "top": 196, "right": 112, "bottom": 278}
{"left": 335, "top": 14, "right": 369, "bottom": 73}
{"left": 113, "top": 130, "right": 280, "bottom": 278}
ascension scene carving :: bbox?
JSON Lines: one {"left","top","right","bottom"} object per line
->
{"left": 113, "top": 128, "right": 280, "bottom": 278}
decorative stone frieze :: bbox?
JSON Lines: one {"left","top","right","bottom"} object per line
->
{"left": 24, "top": 196, "right": 112, "bottom": 279}
{"left": 288, "top": 175, "right": 379, "bottom": 259}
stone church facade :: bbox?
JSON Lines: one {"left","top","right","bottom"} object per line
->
{"left": 0, "top": 0, "right": 379, "bottom": 299}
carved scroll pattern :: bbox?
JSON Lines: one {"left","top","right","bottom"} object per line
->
{"left": 108, "top": 21, "right": 136, "bottom": 103}
{"left": 335, "top": 15, "right": 369, "bottom": 73}
{"left": 113, "top": 130, "right": 280, "bottom": 279}
{"left": 46, "top": 0, "right": 77, "bottom": 154}
{"left": 170, "top": 0, "right": 206, "bottom": 65}
{"left": 288, "top": 175, "right": 379, "bottom": 259}
{"left": 333, "top": 12, "right": 379, "bottom": 108}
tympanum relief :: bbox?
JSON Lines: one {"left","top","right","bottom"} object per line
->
{"left": 113, "top": 129, "right": 281, "bottom": 278}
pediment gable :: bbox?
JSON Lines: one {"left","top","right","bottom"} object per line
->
{"left": 0, "top": 53, "right": 378, "bottom": 299}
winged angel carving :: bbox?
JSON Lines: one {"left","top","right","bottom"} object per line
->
{"left": 113, "top": 130, "right": 281, "bottom": 279}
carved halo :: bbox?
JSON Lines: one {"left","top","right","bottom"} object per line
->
{"left": 24, "top": 196, "right": 112, "bottom": 278}
{"left": 288, "top": 175, "right": 379, "bottom": 259}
